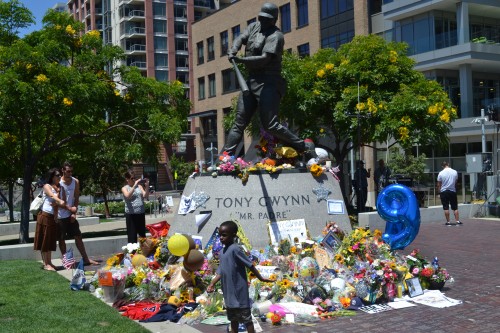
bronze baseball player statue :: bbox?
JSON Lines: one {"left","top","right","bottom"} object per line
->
{"left": 224, "top": 2, "right": 317, "bottom": 161}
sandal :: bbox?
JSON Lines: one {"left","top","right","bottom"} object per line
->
{"left": 43, "top": 265, "right": 56, "bottom": 271}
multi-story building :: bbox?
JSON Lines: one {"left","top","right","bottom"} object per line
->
{"left": 373, "top": 0, "right": 500, "bottom": 205}
{"left": 66, "top": 0, "right": 233, "bottom": 190}
{"left": 192, "top": 0, "right": 500, "bottom": 206}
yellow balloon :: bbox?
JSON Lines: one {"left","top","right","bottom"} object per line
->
{"left": 131, "top": 254, "right": 147, "bottom": 267}
{"left": 168, "top": 234, "right": 190, "bottom": 256}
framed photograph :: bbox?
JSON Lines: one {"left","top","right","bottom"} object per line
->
{"left": 327, "top": 199, "right": 345, "bottom": 214}
{"left": 322, "top": 230, "right": 341, "bottom": 253}
{"left": 406, "top": 277, "right": 424, "bottom": 297}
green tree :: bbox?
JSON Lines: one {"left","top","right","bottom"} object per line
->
{"left": 0, "top": 0, "right": 34, "bottom": 45}
{"left": 281, "top": 35, "right": 456, "bottom": 201}
{"left": 0, "top": 0, "right": 35, "bottom": 220}
{"left": 0, "top": 10, "right": 190, "bottom": 243}
{"left": 387, "top": 148, "right": 427, "bottom": 184}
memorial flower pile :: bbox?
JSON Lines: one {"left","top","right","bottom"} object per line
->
{"left": 90, "top": 219, "right": 453, "bottom": 327}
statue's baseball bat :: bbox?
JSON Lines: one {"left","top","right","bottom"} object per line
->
{"left": 231, "top": 59, "right": 250, "bottom": 96}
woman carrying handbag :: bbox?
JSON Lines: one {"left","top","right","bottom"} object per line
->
{"left": 33, "top": 168, "right": 66, "bottom": 271}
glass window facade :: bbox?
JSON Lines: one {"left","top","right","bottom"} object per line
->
{"left": 338, "top": 0, "right": 353, "bottom": 13}
{"left": 393, "top": 12, "right": 457, "bottom": 55}
{"left": 208, "top": 73, "right": 216, "bottom": 97}
{"left": 155, "top": 70, "right": 168, "bottom": 82}
{"left": 198, "top": 77, "right": 205, "bottom": 100}
{"left": 154, "top": 36, "right": 167, "bottom": 50}
{"left": 222, "top": 68, "right": 238, "bottom": 93}
{"left": 321, "top": 0, "right": 336, "bottom": 19}
{"left": 197, "top": 41, "right": 204, "bottom": 65}
{"left": 155, "top": 54, "right": 168, "bottom": 67}
{"left": 321, "top": 30, "right": 354, "bottom": 49}
{"left": 296, "top": 0, "right": 309, "bottom": 27}
{"left": 153, "top": 3, "right": 166, "bottom": 16}
{"left": 153, "top": 20, "right": 166, "bottom": 34}
{"left": 298, "top": 43, "right": 310, "bottom": 57}
{"left": 280, "top": 4, "right": 291, "bottom": 33}
{"left": 220, "top": 30, "right": 228, "bottom": 57}
{"left": 207, "top": 37, "right": 214, "bottom": 61}
{"left": 232, "top": 25, "right": 240, "bottom": 41}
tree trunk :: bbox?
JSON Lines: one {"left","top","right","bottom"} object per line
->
{"left": 101, "top": 185, "right": 111, "bottom": 218}
{"left": 8, "top": 183, "right": 14, "bottom": 223}
{"left": 19, "top": 165, "right": 34, "bottom": 244}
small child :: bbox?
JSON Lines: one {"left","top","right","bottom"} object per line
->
{"left": 207, "top": 221, "right": 272, "bottom": 333}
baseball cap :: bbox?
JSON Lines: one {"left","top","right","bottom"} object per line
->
{"left": 347, "top": 297, "right": 364, "bottom": 310}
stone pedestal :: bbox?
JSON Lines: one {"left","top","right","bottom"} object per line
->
{"left": 170, "top": 170, "right": 351, "bottom": 249}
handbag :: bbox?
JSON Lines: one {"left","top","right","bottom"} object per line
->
{"left": 29, "top": 191, "right": 44, "bottom": 215}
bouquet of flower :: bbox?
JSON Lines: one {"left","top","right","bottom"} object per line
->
{"left": 309, "top": 164, "right": 324, "bottom": 177}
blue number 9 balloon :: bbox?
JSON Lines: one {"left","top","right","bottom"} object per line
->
{"left": 376, "top": 184, "right": 420, "bottom": 250}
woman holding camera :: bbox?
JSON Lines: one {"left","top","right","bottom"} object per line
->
{"left": 121, "top": 170, "right": 149, "bottom": 243}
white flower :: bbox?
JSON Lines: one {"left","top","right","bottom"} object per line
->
{"left": 122, "top": 242, "right": 139, "bottom": 253}
{"left": 376, "top": 269, "right": 384, "bottom": 276}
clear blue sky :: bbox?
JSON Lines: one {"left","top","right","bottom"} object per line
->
{"left": 18, "top": 0, "right": 61, "bottom": 36}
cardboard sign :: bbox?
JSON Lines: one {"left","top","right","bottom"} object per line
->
{"left": 165, "top": 195, "right": 174, "bottom": 207}
{"left": 98, "top": 270, "right": 113, "bottom": 287}
{"left": 268, "top": 219, "right": 308, "bottom": 245}
{"left": 314, "top": 246, "right": 331, "bottom": 269}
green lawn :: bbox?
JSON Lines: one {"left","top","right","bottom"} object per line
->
{"left": 0, "top": 260, "right": 149, "bottom": 333}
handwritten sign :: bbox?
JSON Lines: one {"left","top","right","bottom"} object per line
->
{"left": 314, "top": 247, "right": 331, "bottom": 269}
{"left": 268, "top": 219, "right": 308, "bottom": 245}
{"left": 255, "top": 265, "right": 278, "bottom": 279}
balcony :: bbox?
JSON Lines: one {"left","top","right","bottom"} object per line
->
{"left": 122, "top": 10, "right": 145, "bottom": 21}
{"left": 193, "top": 0, "right": 211, "bottom": 9}
{"left": 119, "top": 0, "right": 144, "bottom": 5}
{"left": 129, "top": 61, "right": 147, "bottom": 69}
{"left": 126, "top": 44, "right": 146, "bottom": 55}
{"left": 121, "top": 26, "right": 146, "bottom": 39}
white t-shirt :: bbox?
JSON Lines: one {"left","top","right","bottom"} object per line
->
{"left": 59, "top": 177, "right": 76, "bottom": 219}
{"left": 437, "top": 167, "right": 458, "bottom": 192}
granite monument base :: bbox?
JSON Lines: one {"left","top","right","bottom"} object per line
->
{"left": 170, "top": 170, "right": 351, "bottom": 249}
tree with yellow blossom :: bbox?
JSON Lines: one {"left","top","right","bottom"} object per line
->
{"left": 0, "top": 10, "right": 190, "bottom": 243}
{"left": 281, "top": 35, "right": 456, "bottom": 201}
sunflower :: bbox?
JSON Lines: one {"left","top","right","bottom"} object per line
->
{"left": 279, "top": 278, "right": 292, "bottom": 289}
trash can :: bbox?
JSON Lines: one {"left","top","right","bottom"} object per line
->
{"left": 85, "top": 206, "right": 92, "bottom": 217}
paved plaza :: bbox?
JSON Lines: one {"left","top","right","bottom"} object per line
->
{"left": 190, "top": 218, "right": 500, "bottom": 333}
{"left": 3, "top": 212, "right": 499, "bottom": 333}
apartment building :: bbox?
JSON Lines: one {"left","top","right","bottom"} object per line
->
{"left": 66, "top": 0, "right": 228, "bottom": 189}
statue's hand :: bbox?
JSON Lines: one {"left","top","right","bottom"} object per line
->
{"left": 228, "top": 52, "right": 236, "bottom": 61}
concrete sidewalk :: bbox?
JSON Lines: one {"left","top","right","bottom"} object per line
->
{"left": 49, "top": 217, "right": 500, "bottom": 333}
{"left": 4, "top": 203, "right": 500, "bottom": 332}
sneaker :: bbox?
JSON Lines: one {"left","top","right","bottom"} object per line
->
{"left": 456, "top": 221, "right": 463, "bottom": 225}
{"left": 445, "top": 222, "right": 452, "bottom": 226}
{"left": 226, "top": 324, "right": 247, "bottom": 333}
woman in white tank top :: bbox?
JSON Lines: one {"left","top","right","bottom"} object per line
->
{"left": 33, "top": 168, "right": 66, "bottom": 271}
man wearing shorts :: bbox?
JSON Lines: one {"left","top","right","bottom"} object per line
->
{"left": 437, "top": 161, "right": 462, "bottom": 226}
{"left": 58, "top": 162, "right": 99, "bottom": 265}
